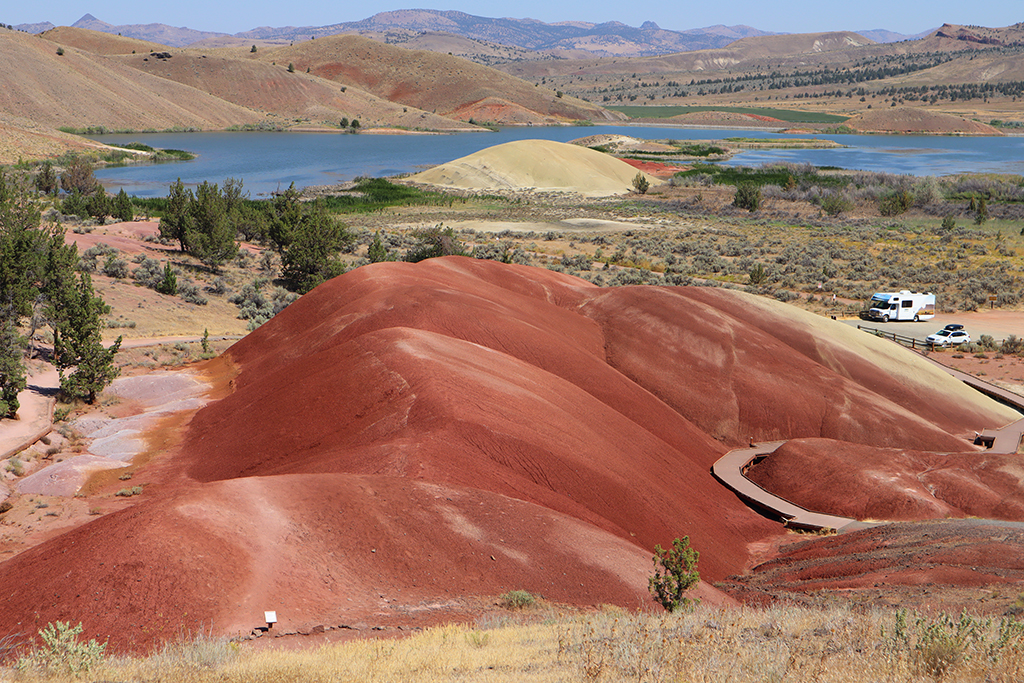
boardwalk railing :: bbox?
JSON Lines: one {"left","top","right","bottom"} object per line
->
{"left": 856, "top": 325, "right": 931, "bottom": 349}
{"left": 710, "top": 328, "right": 1024, "bottom": 533}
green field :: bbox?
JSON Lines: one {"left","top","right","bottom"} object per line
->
{"left": 606, "top": 105, "right": 849, "bottom": 124}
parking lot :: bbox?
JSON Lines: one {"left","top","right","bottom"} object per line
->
{"left": 841, "top": 311, "right": 1024, "bottom": 345}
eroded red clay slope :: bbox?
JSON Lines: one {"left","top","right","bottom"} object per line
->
{"left": 0, "top": 258, "right": 1013, "bottom": 652}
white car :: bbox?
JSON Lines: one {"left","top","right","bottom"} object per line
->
{"left": 926, "top": 328, "right": 971, "bottom": 347}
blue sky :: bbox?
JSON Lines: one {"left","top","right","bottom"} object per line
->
{"left": 7, "top": 1, "right": 1020, "bottom": 36}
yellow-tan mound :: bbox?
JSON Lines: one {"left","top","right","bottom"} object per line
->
{"left": 409, "top": 139, "right": 660, "bottom": 196}
{"left": 846, "top": 107, "right": 1001, "bottom": 135}
{"left": 570, "top": 134, "right": 679, "bottom": 154}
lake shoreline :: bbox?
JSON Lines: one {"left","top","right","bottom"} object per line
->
{"left": 90, "top": 126, "right": 1024, "bottom": 198}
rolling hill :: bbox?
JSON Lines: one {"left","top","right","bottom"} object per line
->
{"left": 499, "top": 30, "right": 878, "bottom": 79}
{"left": 0, "top": 29, "right": 263, "bottom": 131}
{"left": 108, "top": 48, "right": 473, "bottom": 131}
{"left": 256, "top": 34, "right": 617, "bottom": 124}
{"left": 38, "top": 25, "right": 169, "bottom": 55}
{"left": 0, "top": 257, "right": 1016, "bottom": 652}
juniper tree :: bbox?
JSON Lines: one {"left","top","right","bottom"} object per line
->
{"left": 86, "top": 185, "right": 109, "bottom": 220}
{"left": 0, "top": 172, "right": 120, "bottom": 413}
{"left": 280, "top": 204, "right": 352, "bottom": 293}
{"left": 49, "top": 272, "right": 121, "bottom": 404}
{"left": 34, "top": 162, "right": 57, "bottom": 195}
{"left": 156, "top": 262, "right": 177, "bottom": 296}
{"left": 59, "top": 156, "right": 98, "bottom": 195}
{"left": 649, "top": 536, "right": 700, "bottom": 612}
{"left": 367, "top": 231, "right": 389, "bottom": 263}
{"left": 0, "top": 174, "right": 47, "bottom": 415}
{"left": 0, "top": 314, "right": 25, "bottom": 417}
{"left": 268, "top": 183, "right": 303, "bottom": 253}
{"left": 159, "top": 179, "right": 239, "bottom": 267}
{"left": 159, "top": 179, "right": 194, "bottom": 251}
{"left": 189, "top": 181, "right": 238, "bottom": 267}
{"left": 113, "top": 188, "right": 133, "bottom": 222}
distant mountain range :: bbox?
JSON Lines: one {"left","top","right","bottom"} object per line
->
{"left": 14, "top": 10, "right": 932, "bottom": 55}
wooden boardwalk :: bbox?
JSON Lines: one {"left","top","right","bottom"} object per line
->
{"left": 711, "top": 442, "right": 859, "bottom": 532}
{"left": 711, "top": 338, "right": 1024, "bottom": 533}
{"left": 916, "top": 354, "right": 1024, "bottom": 454}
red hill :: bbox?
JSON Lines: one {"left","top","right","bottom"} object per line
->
{"left": 0, "top": 258, "right": 1015, "bottom": 652}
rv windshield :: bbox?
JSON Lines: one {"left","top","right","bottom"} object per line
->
{"left": 869, "top": 295, "right": 890, "bottom": 308}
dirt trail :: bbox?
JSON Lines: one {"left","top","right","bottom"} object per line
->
{"left": 0, "top": 368, "right": 58, "bottom": 460}
{"left": 0, "top": 336, "right": 241, "bottom": 461}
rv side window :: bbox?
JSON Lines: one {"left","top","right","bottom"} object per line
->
{"left": 902, "top": 300, "right": 913, "bottom": 308}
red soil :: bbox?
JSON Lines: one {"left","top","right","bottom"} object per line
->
{"left": 722, "top": 518, "right": 1024, "bottom": 599}
{"left": 746, "top": 437, "right": 1024, "bottom": 521}
{"left": 620, "top": 158, "right": 689, "bottom": 178}
{"left": 66, "top": 221, "right": 167, "bottom": 256}
{"left": 0, "top": 258, "right": 1015, "bottom": 652}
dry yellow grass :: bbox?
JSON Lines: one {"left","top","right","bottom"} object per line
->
{"left": 9, "top": 605, "right": 1024, "bottom": 683}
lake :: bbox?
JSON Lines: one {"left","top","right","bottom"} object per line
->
{"left": 90, "top": 125, "right": 1024, "bottom": 198}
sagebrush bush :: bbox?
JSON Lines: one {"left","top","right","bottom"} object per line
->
{"left": 228, "top": 279, "right": 295, "bottom": 327}
{"left": 500, "top": 590, "right": 536, "bottom": 610}
{"left": 17, "top": 621, "right": 106, "bottom": 675}
{"left": 132, "top": 258, "right": 164, "bottom": 288}
{"left": 102, "top": 254, "right": 129, "bottom": 279}
{"left": 178, "top": 280, "right": 208, "bottom": 306}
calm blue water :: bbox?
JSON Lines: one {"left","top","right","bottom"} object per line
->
{"left": 90, "top": 126, "right": 1024, "bottom": 198}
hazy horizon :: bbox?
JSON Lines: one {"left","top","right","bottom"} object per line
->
{"left": 5, "top": 2, "right": 1020, "bottom": 37}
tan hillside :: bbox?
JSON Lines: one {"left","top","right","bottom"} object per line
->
{"left": 0, "top": 117, "right": 106, "bottom": 164}
{"left": 0, "top": 30, "right": 263, "bottom": 132}
{"left": 185, "top": 36, "right": 291, "bottom": 50}
{"left": 502, "top": 31, "right": 877, "bottom": 78}
{"left": 885, "top": 50, "right": 1024, "bottom": 86}
{"left": 257, "top": 34, "right": 618, "bottom": 124}
{"left": 38, "top": 26, "right": 169, "bottom": 54}
{"left": 409, "top": 139, "right": 660, "bottom": 196}
{"left": 845, "top": 107, "right": 1000, "bottom": 135}
{"left": 364, "top": 30, "right": 551, "bottom": 66}
{"left": 112, "top": 49, "right": 474, "bottom": 130}
{"left": 447, "top": 97, "right": 579, "bottom": 125}
{"left": 722, "top": 30, "right": 875, "bottom": 57}
{"left": 916, "top": 22, "right": 1024, "bottom": 51}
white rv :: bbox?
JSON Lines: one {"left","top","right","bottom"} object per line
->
{"left": 866, "top": 290, "right": 935, "bottom": 322}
